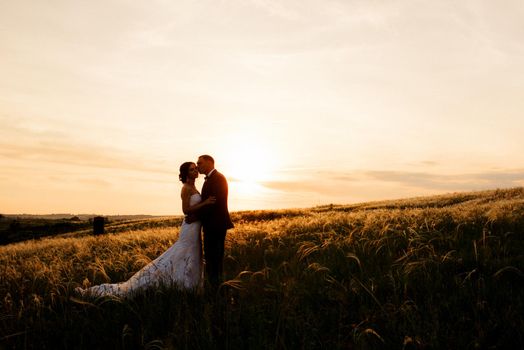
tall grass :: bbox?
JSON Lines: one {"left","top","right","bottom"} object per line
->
{"left": 1, "top": 188, "right": 523, "bottom": 349}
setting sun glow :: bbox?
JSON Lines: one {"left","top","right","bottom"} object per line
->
{"left": 217, "top": 131, "right": 280, "bottom": 200}
{"left": 1, "top": 1, "right": 523, "bottom": 215}
{"left": 224, "top": 140, "right": 276, "bottom": 182}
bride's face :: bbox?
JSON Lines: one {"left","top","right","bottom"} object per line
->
{"left": 188, "top": 163, "right": 199, "bottom": 180}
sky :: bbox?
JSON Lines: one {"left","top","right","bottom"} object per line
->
{"left": 1, "top": 0, "right": 524, "bottom": 215}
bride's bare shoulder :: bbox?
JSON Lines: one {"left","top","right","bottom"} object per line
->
{"left": 181, "top": 184, "right": 198, "bottom": 197}
{"left": 180, "top": 184, "right": 190, "bottom": 197}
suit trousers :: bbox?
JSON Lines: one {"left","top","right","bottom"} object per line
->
{"left": 203, "top": 226, "right": 227, "bottom": 287}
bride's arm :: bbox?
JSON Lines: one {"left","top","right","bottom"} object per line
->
{"left": 181, "top": 187, "right": 216, "bottom": 216}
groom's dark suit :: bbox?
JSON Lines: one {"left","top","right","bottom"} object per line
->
{"left": 200, "top": 169, "right": 234, "bottom": 287}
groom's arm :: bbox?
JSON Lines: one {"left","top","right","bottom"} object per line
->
{"left": 184, "top": 199, "right": 209, "bottom": 223}
{"left": 184, "top": 213, "right": 199, "bottom": 224}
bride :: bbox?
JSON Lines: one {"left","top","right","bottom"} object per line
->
{"left": 75, "top": 162, "right": 215, "bottom": 297}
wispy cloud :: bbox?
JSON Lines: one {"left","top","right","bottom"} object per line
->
{"left": 249, "top": 0, "right": 303, "bottom": 21}
{"left": 0, "top": 141, "right": 174, "bottom": 175}
{"left": 365, "top": 169, "right": 524, "bottom": 191}
{"left": 0, "top": 115, "right": 174, "bottom": 175}
{"left": 77, "top": 178, "right": 113, "bottom": 188}
{"left": 260, "top": 180, "right": 337, "bottom": 194}
{"left": 261, "top": 168, "right": 524, "bottom": 196}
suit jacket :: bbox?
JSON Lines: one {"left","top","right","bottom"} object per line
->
{"left": 200, "top": 169, "right": 234, "bottom": 231}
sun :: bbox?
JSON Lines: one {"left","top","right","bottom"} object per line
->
{"left": 206, "top": 119, "right": 286, "bottom": 200}
{"left": 217, "top": 133, "right": 279, "bottom": 196}
{"left": 224, "top": 138, "right": 276, "bottom": 183}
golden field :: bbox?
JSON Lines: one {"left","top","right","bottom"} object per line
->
{"left": 1, "top": 188, "right": 523, "bottom": 349}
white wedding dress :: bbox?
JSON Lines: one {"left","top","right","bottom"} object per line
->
{"left": 77, "top": 194, "right": 204, "bottom": 298}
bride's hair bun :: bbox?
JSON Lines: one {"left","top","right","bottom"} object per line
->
{"left": 179, "top": 162, "right": 194, "bottom": 183}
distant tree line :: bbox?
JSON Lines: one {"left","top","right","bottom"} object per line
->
{"left": 0, "top": 217, "right": 91, "bottom": 245}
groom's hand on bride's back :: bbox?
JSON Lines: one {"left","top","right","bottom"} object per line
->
{"left": 203, "top": 196, "right": 216, "bottom": 205}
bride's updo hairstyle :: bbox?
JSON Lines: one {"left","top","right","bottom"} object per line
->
{"left": 179, "top": 162, "right": 194, "bottom": 183}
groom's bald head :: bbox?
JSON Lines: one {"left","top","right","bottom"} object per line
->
{"left": 199, "top": 155, "right": 214, "bottom": 164}
{"left": 197, "top": 155, "right": 214, "bottom": 174}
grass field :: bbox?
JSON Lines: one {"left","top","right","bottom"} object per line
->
{"left": 1, "top": 188, "right": 523, "bottom": 349}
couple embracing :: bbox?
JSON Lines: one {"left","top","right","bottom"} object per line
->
{"left": 180, "top": 155, "right": 234, "bottom": 289}
{"left": 76, "top": 155, "right": 233, "bottom": 297}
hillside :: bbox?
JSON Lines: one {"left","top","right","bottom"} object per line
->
{"left": 1, "top": 187, "right": 523, "bottom": 349}
{"left": 0, "top": 214, "right": 167, "bottom": 245}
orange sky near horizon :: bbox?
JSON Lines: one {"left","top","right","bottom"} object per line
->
{"left": 1, "top": 0, "right": 524, "bottom": 215}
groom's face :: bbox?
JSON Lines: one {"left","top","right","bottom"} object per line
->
{"left": 197, "top": 157, "right": 210, "bottom": 174}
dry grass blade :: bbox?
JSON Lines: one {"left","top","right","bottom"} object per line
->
{"left": 352, "top": 276, "right": 385, "bottom": 313}
{"left": 346, "top": 252, "right": 362, "bottom": 270}
{"left": 220, "top": 279, "right": 245, "bottom": 291}
{"left": 493, "top": 266, "right": 524, "bottom": 279}
{"left": 237, "top": 270, "right": 254, "bottom": 279}
{"left": 362, "top": 328, "right": 385, "bottom": 343}
{"left": 296, "top": 241, "right": 320, "bottom": 261}
{"left": 1, "top": 331, "right": 30, "bottom": 341}
{"left": 68, "top": 296, "right": 101, "bottom": 308}
{"left": 306, "top": 263, "right": 330, "bottom": 274}
{"left": 144, "top": 340, "right": 166, "bottom": 350}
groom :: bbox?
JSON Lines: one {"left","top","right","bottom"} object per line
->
{"left": 196, "top": 154, "right": 234, "bottom": 288}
